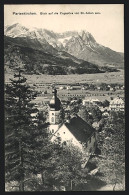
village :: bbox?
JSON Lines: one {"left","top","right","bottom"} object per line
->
{"left": 4, "top": 3, "right": 125, "bottom": 192}
{"left": 4, "top": 56, "right": 125, "bottom": 191}
{"left": 28, "top": 83, "right": 125, "bottom": 191}
{"left": 5, "top": 70, "right": 125, "bottom": 191}
{"left": 30, "top": 81, "right": 124, "bottom": 113}
{"left": 30, "top": 83, "right": 125, "bottom": 140}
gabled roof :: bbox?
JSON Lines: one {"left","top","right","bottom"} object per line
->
{"left": 64, "top": 115, "right": 95, "bottom": 142}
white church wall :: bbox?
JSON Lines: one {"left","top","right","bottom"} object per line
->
{"left": 50, "top": 124, "right": 96, "bottom": 155}
{"left": 49, "top": 110, "right": 61, "bottom": 124}
{"left": 51, "top": 124, "right": 83, "bottom": 150}
{"left": 49, "top": 124, "right": 60, "bottom": 134}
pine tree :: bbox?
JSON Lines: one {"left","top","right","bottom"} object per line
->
{"left": 5, "top": 70, "right": 38, "bottom": 191}
{"left": 30, "top": 109, "right": 71, "bottom": 191}
{"left": 46, "top": 143, "right": 88, "bottom": 191}
{"left": 78, "top": 106, "right": 91, "bottom": 124}
{"left": 97, "top": 111, "right": 125, "bottom": 190}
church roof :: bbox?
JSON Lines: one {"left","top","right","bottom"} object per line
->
{"left": 65, "top": 115, "right": 95, "bottom": 142}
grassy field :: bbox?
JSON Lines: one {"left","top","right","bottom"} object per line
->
{"left": 5, "top": 69, "right": 124, "bottom": 85}
{"left": 5, "top": 70, "right": 124, "bottom": 102}
{"left": 28, "top": 70, "right": 124, "bottom": 85}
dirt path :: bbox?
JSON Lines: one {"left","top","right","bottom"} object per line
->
{"left": 97, "top": 184, "right": 125, "bottom": 191}
{"left": 97, "top": 184, "right": 114, "bottom": 191}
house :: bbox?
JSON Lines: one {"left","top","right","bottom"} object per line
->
{"left": 97, "top": 86, "right": 101, "bottom": 90}
{"left": 48, "top": 89, "right": 96, "bottom": 157}
{"left": 81, "top": 86, "right": 85, "bottom": 90}
{"left": 59, "top": 86, "right": 64, "bottom": 90}
{"left": 98, "top": 106, "right": 110, "bottom": 113}
{"left": 121, "top": 85, "right": 124, "bottom": 90}
{"left": 83, "top": 98, "right": 91, "bottom": 106}
{"left": 115, "top": 86, "right": 120, "bottom": 90}
{"left": 102, "top": 111, "right": 109, "bottom": 117}
{"left": 70, "top": 99, "right": 78, "bottom": 104}
{"left": 31, "top": 112, "right": 38, "bottom": 126}
{"left": 83, "top": 98, "right": 101, "bottom": 106}
{"left": 67, "top": 86, "right": 73, "bottom": 90}
{"left": 109, "top": 87, "right": 114, "bottom": 91}
{"left": 109, "top": 97, "right": 124, "bottom": 111}
{"left": 91, "top": 98, "right": 101, "bottom": 105}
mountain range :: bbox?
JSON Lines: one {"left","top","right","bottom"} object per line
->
{"left": 4, "top": 23, "right": 124, "bottom": 75}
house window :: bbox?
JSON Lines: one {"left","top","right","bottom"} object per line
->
{"left": 52, "top": 113, "right": 54, "bottom": 115}
{"left": 86, "top": 142, "right": 88, "bottom": 148}
{"left": 58, "top": 137, "right": 61, "bottom": 143}
{"left": 64, "top": 132, "right": 65, "bottom": 134}
{"left": 63, "top": 141, "right": 66, "bottom": 146}
{"left": 52, "top": 129, "right": 54, "bottom": 133}
{"left": 57, "top": 132, "right": 60, "bottom": 136}
{"left": 89, "top": 137, "right": 91, "bottom": 143}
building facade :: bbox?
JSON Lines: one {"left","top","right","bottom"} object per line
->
{"left": 109, "top": 97, "right": 124, "bottom": 111}
{"left": 83, "top": 98, "right": 101, "bottom": 106}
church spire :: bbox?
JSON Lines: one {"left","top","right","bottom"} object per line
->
{"left": 49, "top": 89, "right": 62, "bottom": 132}
{"left": 49, "top": 88, "right": 61, "bottom": 111}
{"left": 52, "top": 88, "right": 57, "bottom": 96}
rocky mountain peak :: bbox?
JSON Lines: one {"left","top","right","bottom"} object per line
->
{"left": 4, "top": 23, "right": 124, "bottom": 68}
{"left": 79, "top": 30, "right": 96, "bottom": 44}
{"left": 4, "top": 23, "right": 29, "bottom": 38}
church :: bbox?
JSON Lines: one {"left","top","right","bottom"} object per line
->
{"left": 48, "top": 89, "right": 97, "bottom": 156}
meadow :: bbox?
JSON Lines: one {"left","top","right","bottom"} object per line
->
{"left": 25, "top": 69, "right": 124, "bottom": 85}
{"left": 5, "top": 69, "right": 124, "bottom": 102}
{"left": 5, "top": 69, "right": 124, "bottom": 85}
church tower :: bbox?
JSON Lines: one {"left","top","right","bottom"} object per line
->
{"left": 49, "top": 89, "right": 62, "bottom": 134}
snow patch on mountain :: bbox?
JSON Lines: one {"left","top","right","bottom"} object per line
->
{"left": 4, "top": 23, "right": 124, "bottom": 68}
{"left": 58, "top": 36, "right": 72, "bottom": 47}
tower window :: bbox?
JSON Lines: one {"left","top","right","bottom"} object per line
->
{"left": 51, "top": 117, "right": 54, "bottom": 122}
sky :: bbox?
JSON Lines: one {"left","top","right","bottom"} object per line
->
{"left": 4, "top": 4, "right": 124, "bottom": 52}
